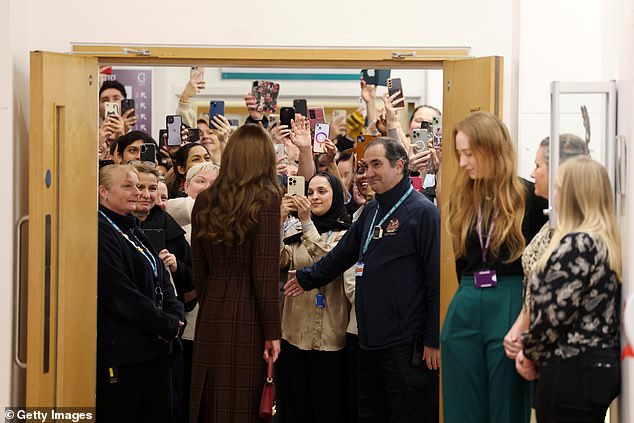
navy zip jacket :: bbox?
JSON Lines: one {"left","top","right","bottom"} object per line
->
{"left": 98, "top": 205, "right": 184, "bottom": 368}
{"left": 297, "top": 175, "right": 440, "bottom": 350}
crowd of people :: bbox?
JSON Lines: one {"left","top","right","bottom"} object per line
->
{"left": 95, "top": 72, "right": 621, "bottom": 423}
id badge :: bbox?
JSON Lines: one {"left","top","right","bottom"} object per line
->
{"left": 474, "top": 269, "right": 497, "bottom": 288}
{"left": 355, "top": 262, "right": 365, "bottom": 277}
{"left": 316, "top": 292, "right": 325, "bottom": 308}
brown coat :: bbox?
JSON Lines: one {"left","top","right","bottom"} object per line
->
{"left": 189, "top": 196, "right": 282, "bottom": 423}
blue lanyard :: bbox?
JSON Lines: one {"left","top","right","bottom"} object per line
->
{"left": 361, "top": 185, "right": 413, "bottom": 260}
{"left": 99, "top": 210, "right": 159, "bottom": 278}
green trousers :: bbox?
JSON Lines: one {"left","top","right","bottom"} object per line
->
{"left": 441, "top": 275, "right": 530, "bottom": 423}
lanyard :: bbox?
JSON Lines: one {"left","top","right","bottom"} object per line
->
{"left": 476, "top": 206, "right": 498, "bottom": 263}
{"left": 99, "top": 210, "right": 159, "bottom": 278}
{"left": 361, "top": 185, "right": 413, "bottom": 260}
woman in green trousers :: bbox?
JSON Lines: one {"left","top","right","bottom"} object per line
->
{"left": 441, "top": 112, "right": 546, "bottom": 423}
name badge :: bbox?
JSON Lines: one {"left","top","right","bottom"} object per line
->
{"left": 316, "top": 292, "right": 325, "bottom": 308}
{"left": 474, "top": 269, "right": 497, "bottom": 288}
{"left": 355, "top": 262, "right": 365, "bottom": 277}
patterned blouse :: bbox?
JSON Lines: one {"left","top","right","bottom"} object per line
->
{"left": 522, "top": 232, "right": 620, "bottom": 363}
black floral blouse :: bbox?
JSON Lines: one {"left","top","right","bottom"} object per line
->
{"left": 522, "top": 232, "right": 620, "bottom": 363}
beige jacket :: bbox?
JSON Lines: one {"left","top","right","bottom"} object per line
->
{"left": 280, "top": 221, "right": 352, "bottom": 351}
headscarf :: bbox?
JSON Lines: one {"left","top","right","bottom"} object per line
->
{"left": 309, "top": 172, "right": 351, "bottom": 234}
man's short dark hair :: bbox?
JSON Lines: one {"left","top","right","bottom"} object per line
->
{"left": 99, "top": 80, "right": 127, "bottom": 99}
{"left": 115, "top": 130, "right": 155, "bottom": 156}
{"left": 365, "top": 137, "right": 410, "bottom": 175}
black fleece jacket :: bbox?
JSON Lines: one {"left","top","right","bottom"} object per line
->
{"left": 98, "top": 205, "right": 184, "bottom": 367}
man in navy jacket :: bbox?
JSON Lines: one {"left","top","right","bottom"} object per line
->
{"left": 285, "top": 137, "right": 440, "bottom": 422}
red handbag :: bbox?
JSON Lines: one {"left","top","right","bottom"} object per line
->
{"left": 259, "top": 359, "right": 276, "bottom": 419}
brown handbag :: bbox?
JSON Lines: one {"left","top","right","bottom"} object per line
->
{"left": 258, "top": 359, "right": 276, "bottom": 419}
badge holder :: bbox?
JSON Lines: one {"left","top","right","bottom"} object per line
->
{"left": 474, "top": 269, "right": 497, "bottom": 288}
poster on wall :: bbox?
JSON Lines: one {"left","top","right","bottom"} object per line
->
{"left": 100, "top": 67, "right": 153, "bottom": 135}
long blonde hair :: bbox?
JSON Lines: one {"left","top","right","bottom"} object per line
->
{"left": 447, "top": 112, "right": 526, "bottom": 262}
{"left": 536, "top": 156, "right": 621, "bottom": 280}
{"left": 193, "top": 125, "right": 281, "bottom": 246}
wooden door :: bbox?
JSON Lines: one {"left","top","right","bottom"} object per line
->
{"left": 439, "top": 56, "right": 504, "bottom": 421}
{"left": 28, "top": 52, "right": 98, "bottom": 407}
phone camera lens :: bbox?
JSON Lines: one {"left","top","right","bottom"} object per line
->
{"left": 167, "top": 117, "right": 173, "bottom": 123}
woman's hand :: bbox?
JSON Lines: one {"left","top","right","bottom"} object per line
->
{"left": 244, "top": 93, "right": 263, "bottom": 120}
{"left": 210, "top": 114, "right": 231, "bottom": 140}
{"left": 158, "top": 249, "right": 178, "bottom": 272}
{"left": 263, "top": 339, "right": 281, "bottom": 363}
{"left": 276, "top": 155, "right": 288, "bottom": 176}
{"left": 515, "top": 350, "right": 539, "bottom": 381}
{"left": 381, "top": 91, "right": 404, "bottom": 128}
{"left": 323, "top": 139, "right": 337, "bottom": 164}
{"left": 280, "top": 194, "right": 296, "bottom": 223}
{"left": 122, "top": 108, "right": 137, "bottom": 133}
{"left": 289, "top": 118, "right": 312, "bottom": 151}
{"left": 408, "top": 142, "right": 433, "bottom": 173}
{"left": 291, "top": 194, "right": 311, "bottom": 224}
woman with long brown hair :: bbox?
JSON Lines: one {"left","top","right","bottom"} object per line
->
{"left": 440, "top": 112, "right": 546, "bottom": 423}
{"left": 189, "top": 125, "right": 282, "bottom": 422}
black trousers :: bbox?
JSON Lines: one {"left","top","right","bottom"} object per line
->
{"left": 96, "top": 355, "right": 174, "bottom": 423}
{"left": 276, "top": 339, "right": 348, "bottom": 423}
{"left": 358, "top": 341, "right": 438, "bottom": 423}
{"left": 535, "top": 348, "right": 620, "bottom": 423}
{"left": 346, "top": 333, "right": 359, "bottom": 423}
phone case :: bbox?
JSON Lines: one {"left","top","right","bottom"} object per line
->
{"left": 432, "top": 115, "right": 442, "bottom": 148}
{"left": 355, "top": 134, "right": 378, "bottom": 162}
{"left": 190, "top": 66, "right": 204, "bottom": 81}
{"left": 105, "top": 102, "right": 120, "bottom": 117}
{"left": 293, "top": 99, "right": 308, "bottom": 117}
{"left": 166, "top": 115, "right": 183, "bottom": 146}
{"left": 141, "top": 228, "right": 165, "bottom": 252}
{"left": 274, "top": 144, "right": 285, "bottom": 159}
{"left": 332, "top": 109, "right": 347, "bottom": 122}
{"left": 251, "top": 80, "right": 267, "bottom": 112}
{"left": 387, "top": 78, "right": 404, "bottom": 105}
{"left": 264, "top": 82, "right": 280, "bottom": 113}
{"left": 287, "top": 176, "right": 305, "bottom": 196}
{"left": 361, "top": 69, "right": 391, "bottom": 86}
{"left": 313, "top": 123, "right": 330, "bottom": 153}
{"left": 140, "top": 143, "right": 157, "bottom": 163}
{"left": 121, "top": 99, "right": 135, "bottom": 116}
{"left": 188, "top": 128, "right": 201, "bottom": 143}
{"left": 308, "top": 107, "right": 325, "bottom": 132}
{"left": 280, "top": 107, "right": 295, "bottom": 128}
{"left": 209, "top": 100, "right": 225, "bottom": 123}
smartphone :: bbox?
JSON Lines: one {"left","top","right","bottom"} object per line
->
{"left": 387, "top": 78, "right": 404, "bottom": 105}
{"left": 361, "top": 69, "right": 391, "bottom": 86}
{"left": 140, "top": 143, "right": 157, "bottom": 163}
{"left": 308, "top": 107, "right": 325, "bottom": 131}
{"left": 209, "top": 100, "right": 225, "bottom": 125}
{"left": 121, "top": 99, "right": 135, "bottom": 117}
{"left": 313, "top": 123, "right": 330, "bottom": 153}
{"left": 274, "top": 144, "right": 285, "bottom": 160}
{"left": 432, "top": 115, "right": 442, "bottom": 148}
{"left": 105, "top": 102, "right": 120, "bottom": 118}
{"left": 355, "top": 134, "right": 378, "bottom": 162}
{"left": 141, "top": 228, "right": 165, "bottom": 252}
{"left": 412, "top": 129, "right": 432, "bottom": 152}
{"left": 158, "top": 129, "right": 167, "bottom": 148}
{"left": 188, "top": 128, "right": 201, "bottom": 143}
{"left": 251, "top": 80, "right": 267, "bottom": 112}
{"left": 190, "top": 66, "right": 204, "bottom": 82}
{"left": 166, "top": 115, "right": 183, "bottom": 146}
{"left": 280, "top": 107, "right": 295, "bottom": 128}
{"left": 269, "top": 114, "right": 280, "bottom": 126}
{"left": 293, "top": 99, "right": 308, "bottom": 117}
{"left": 228, "top": 118, "right": 240, "bottom": 128}
{"left": 332, "top": 109, "right": 347, "bottom": 122}
{"left": 265, "top": 82, "right": 280, "bottom": 113}
{"left": 287, "top": 175, "right": 306, "bottom": 196}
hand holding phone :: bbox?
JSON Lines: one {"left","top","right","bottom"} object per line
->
{"left": 387, "top": 78, "right": 404, "bottom": 106}
{"left": 209, "top": 100, "right": 225, "bottom": 124}
{"left": 287, "top": 175, "right": 305, "bottom": 196}
{"left": 105, "top": 102, "right": 120, "bottom": 118}
{"left": 140, "top": 143, "right": 157, "bottom": 163}
{"left": 280, "top": 107, "right": 295, "bottom": 128}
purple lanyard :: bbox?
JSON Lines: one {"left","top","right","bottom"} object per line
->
{"left": 477, "top": 207, "right": 498, "bottom": 263}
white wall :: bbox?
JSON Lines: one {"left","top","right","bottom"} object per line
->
{"left": 5, "top": 0, "right": 515, "bottom": 407}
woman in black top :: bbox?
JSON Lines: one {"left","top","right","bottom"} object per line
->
{"left": 517, "top": 157, "right": 621, "bottom": 422}
{"left": 97, "top": 164, "right": 184, "bottom": 423}
{"left": 441, "top": 112, "right": 546, "bottom": 423}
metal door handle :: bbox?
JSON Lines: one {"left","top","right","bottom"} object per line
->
{"left": 14, "top": 215, "right": 28, "bottom": 369}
